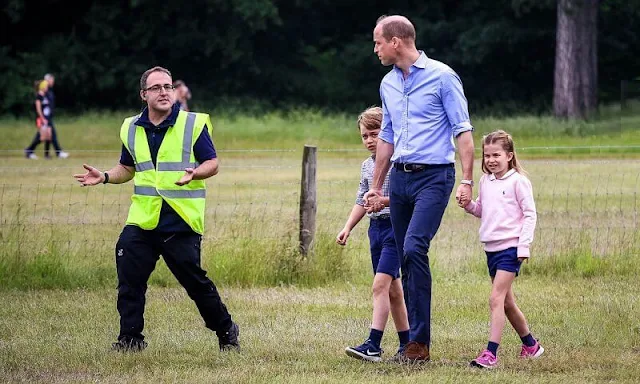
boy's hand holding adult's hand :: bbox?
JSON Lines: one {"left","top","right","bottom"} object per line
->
{"left": 364, "top": 188, "right": 383, "bottom": 212}
{"left": 365, "top": 194, "right": 385, "bottom": 213}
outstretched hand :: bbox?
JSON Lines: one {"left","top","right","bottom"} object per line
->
{"left": 175, "top": 168, "right": 195, "bottom": 186}
{"left": 73, "top": 164, "right": 104, "bottom": 187}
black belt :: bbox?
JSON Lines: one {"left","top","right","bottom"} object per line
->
{"left": 370, "top": 214, "right": 390, "bottom": 220}
{"left": 393, "top": 163, "right": 453, "bottom": 173}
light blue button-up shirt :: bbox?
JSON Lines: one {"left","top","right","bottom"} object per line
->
{"left": 379, "top": 52, "right": 473, "bottom": 164}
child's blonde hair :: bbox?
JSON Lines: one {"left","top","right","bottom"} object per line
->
{"left": 38, "top": 80, "right": 48, "bottom": 92}
{"left": 34, "top": 80, "right": 47, "bottom": 93}
{"left": 481, "top": 130, "right": 526, "bottom": 175}
{"left": 357, "top": 106, "right": 382, "bottom": 131}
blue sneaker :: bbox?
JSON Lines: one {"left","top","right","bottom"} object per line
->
{"left": 345, "top": 339, "right": 383, "bottom": 362}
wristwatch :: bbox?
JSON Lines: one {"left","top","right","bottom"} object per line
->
{"left": 460, "top": 179, "right": 474, "bottom": 187}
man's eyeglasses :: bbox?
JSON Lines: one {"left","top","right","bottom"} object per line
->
{"left": 143, "top": 84, "right": 175, "bottom": 93}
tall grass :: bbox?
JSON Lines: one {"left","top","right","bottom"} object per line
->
{"left": 0, "top": 219, "right": 369, "bottom": 290}
{"left": 0, "top": 108, "right": 639, "bottom": 382}
{"left": 0, "top": 156, "right": 638, "bottom": 289}
{"left": 0, "top": 109, "right": 639, "bottom": 289}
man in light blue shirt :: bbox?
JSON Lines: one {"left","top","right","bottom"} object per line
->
{"left": 365, "top": 14, "right": 475, "bottom": 363}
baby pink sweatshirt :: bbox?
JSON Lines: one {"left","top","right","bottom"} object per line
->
{"left": 464, "top": 169, "right": 537, "bottom": 258}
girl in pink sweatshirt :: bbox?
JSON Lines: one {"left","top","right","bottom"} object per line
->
{"left": 459, "top": 130, "right": 544, "bottom": 369}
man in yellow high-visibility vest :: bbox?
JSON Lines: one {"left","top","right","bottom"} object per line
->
{"left": 73, "top": 66, "right": 239, "bottom": 352}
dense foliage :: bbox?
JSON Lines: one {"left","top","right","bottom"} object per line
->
{"left": 1, "top": 0, "right": 638, "bottom": 115}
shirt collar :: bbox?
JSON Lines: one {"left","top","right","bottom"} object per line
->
{"left": 394, "top": 51, "right": 428, "bottom": 75}
{"left": 134, "top": 103, "right": 180, "bottom": 130}
{"left": 413, "top": 51, "right": 428, "bottom": 68}
{"left": 488, "top": 168, "right": 517, "bottom": 181}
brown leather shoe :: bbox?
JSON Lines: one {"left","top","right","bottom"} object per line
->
{"left": 400, "top": 341, "right": 430, "bottom": 362}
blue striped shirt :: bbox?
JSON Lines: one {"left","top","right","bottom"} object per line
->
{"left": 379, "top": 52, "right": 473, "bottom": 164}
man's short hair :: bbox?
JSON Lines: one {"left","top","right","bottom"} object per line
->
{"left": 140, "top": 66, "right": 171, "bottom": 90}
{"left": 44, "top": 73, "right": 54, "bottom": 81}
{"left": 376, "top": 15, "right": 416, "bottom": 42}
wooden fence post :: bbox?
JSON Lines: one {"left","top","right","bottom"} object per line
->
{"left": 299, "top": 145, "right": 317, "bottom": 257}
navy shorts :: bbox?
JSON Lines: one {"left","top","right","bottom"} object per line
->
{"left": 368, "top": 217, "right": 400, "bottom": 279}
{"left": 486, "top": 247, "right": 521, "bottom": 277}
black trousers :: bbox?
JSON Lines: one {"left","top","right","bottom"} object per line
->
{"left": 115, "top": 225, "right": 233, "bottom": 340}
{"left": 25, "top": 120, "right": 63, "bottom": 155}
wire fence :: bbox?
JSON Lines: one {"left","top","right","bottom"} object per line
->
{"left": 2, "top": 144, "right": 640, "bottom": 157}
{"left": 1, "top": 151, "right": 638, "bottom": 268}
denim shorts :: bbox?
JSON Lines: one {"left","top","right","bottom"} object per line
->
{"left": 486, "top": 247, "right": 521, "bottom": 277}
{"left": 368, "top": 218, "right": 400, "bottom": 279}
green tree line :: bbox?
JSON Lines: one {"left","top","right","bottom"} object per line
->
{"left": 1, "top": 0, "right": 638, "bottom": 116}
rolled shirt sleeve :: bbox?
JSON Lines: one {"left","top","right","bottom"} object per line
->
{"left": 441, "top": 70, "right": 473, "bottom": 137}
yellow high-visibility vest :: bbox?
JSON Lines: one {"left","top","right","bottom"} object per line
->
{"left": 119, "top": 111, "right": 213, "bottom": 234}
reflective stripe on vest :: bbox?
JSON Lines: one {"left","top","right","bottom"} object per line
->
{"left": 127, "top": 113, "right": 199, "bottom": 172}
{"left": 121, "top": 110, "right": 210, "bottom": 234}
{"left": 127, "top": 118, "right": 155, "bottom": 172}
{"left": 126, "top": 115, "right": 200, "bottom": 172}
{"left": 157, "top": 112, "right": 198, "bottom": 170}
{"left": 159, "top": 113, "right": 198, "bottom": 171}
{"left": 134, "top": 185, "right": 206, "bottom": 199}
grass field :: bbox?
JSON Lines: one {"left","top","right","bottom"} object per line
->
{"left": 1, "top": 102, "right": 639, "bottom": 154}
{"left": 1, "top": 277, "right": 639, "bottom": 383}
{"left": 0, "top": 108, "right": 639, "bottom": 382}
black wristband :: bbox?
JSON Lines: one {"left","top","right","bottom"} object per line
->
{"left": 103, "top": 172, "right": 109, "bottom": 184}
